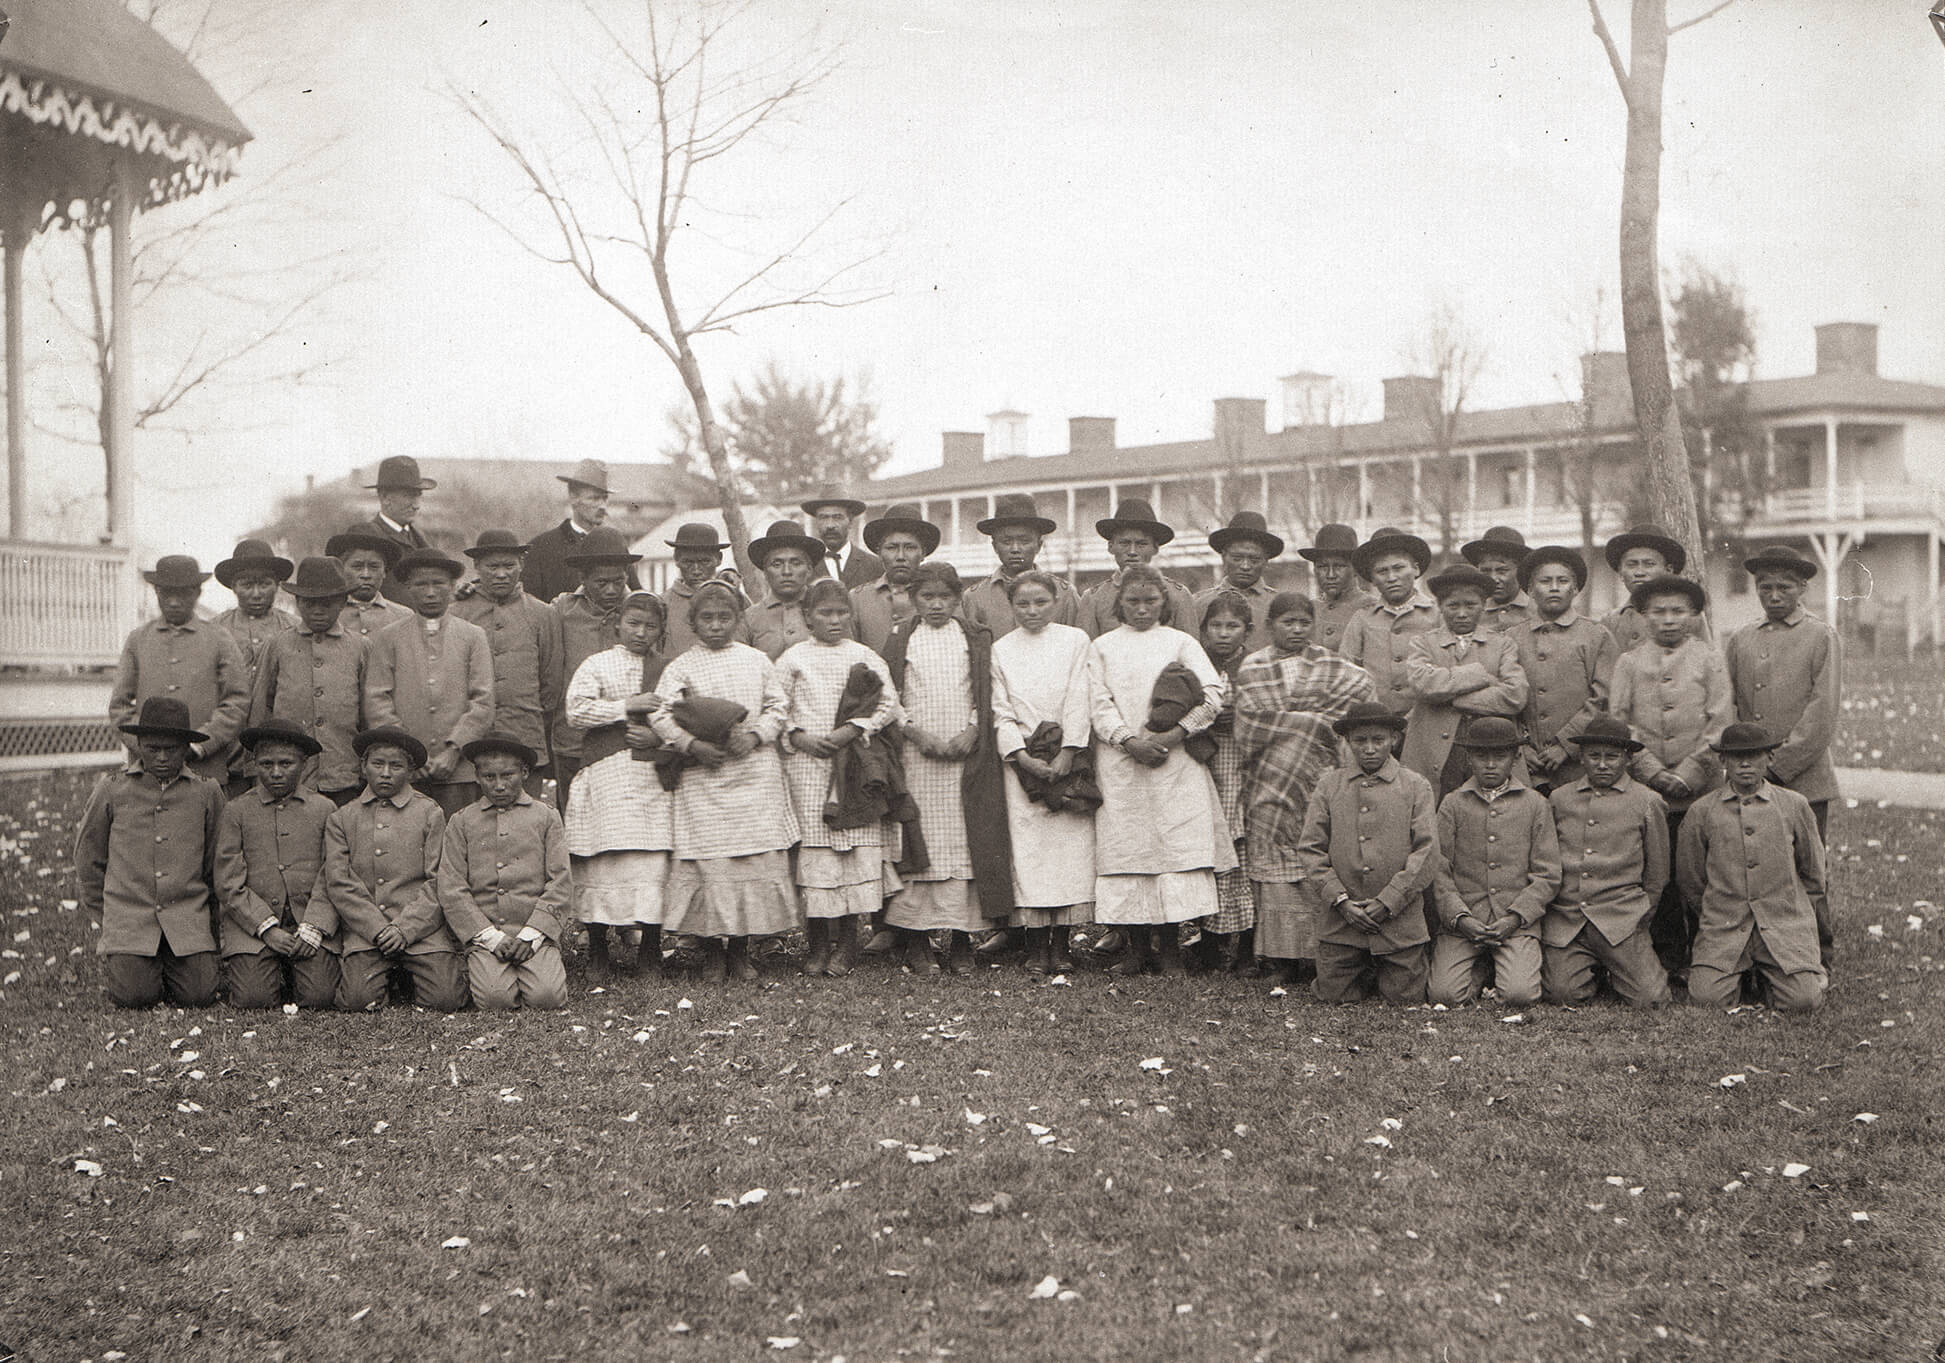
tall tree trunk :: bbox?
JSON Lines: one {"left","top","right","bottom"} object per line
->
{"left": 675, "top": 342, "right": 757, "bottom": 584}
{"left": 1618, "top": 0, "right": 1703, "bottom": 577}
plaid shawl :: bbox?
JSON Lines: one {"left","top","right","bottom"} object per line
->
{"left": 1234, "top": 645, "right": 1377, "bottom": 860}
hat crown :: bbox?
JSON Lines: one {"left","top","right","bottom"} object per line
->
{"left": 671, "top": 523, "right": 721, "bottom": 545}
{"left": 289, "top": 556, "right": 350, "bottom": 593}
{"left": 229, "top": 538, "right": 277, "bottom": 558}
{"left": 373, "top": 455, "right": 427, "bottom": 486}
{"left": 1578, "top": 716, "right": 1634, "bottom": 743}
{"left": 1460, "top": 716, "right": 1521, "bottom": 748}
{"left": 993, "top": 493, "right": 1040, "bottom": 516}
{"left": 135, "top": 696, "right": 194, "bottom": 730}
{"left": 154, "top": 554, "right": 201, "bottom": 574}
{"left": 1226, "top": 511, "right": 1269, "bottom": 531}
{"left": 1479, "top": 525, "right": 1525, "bottom": 545}
{"left": 1304, "top": 523, "right": 1360, "bottom": 554}
{"left": 580, "top": 527, "right": 632, "bottom": 554}
{"left": 562, "top": 458, "right": 610, "bottom": 491}
{"left": 763, "top": 519, "right": 808, "bottom": 538}
{"left": 1716, "top": 721, "right": 1778, "bottom": 752}
{"left": 470, "top": 529, "right": 526, "bottom": 551}
{"left": 1110, "top": 498, "right": 1159, "bottom": 520}
{"left": 882, "top": 502, "right": 923, "bottom": 520}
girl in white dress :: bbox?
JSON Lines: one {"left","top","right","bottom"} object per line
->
{"left": 1087, "top": 564, "right": 1236, "bottom": 977}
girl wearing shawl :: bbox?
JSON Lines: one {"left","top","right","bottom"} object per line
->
{"left": 564, "top": 591, "right": 673, "bottom": 978}
{"left": 1087, "top": 564, "right": 1235, "bottom": 977}
{"left": 1195, "top": 591, "right": 1258, "bottom": 972}
{"left": 650, "top": 583, "right": 800, "bottom": 982}
{"left": 1234, "top": 591, "right": 1378, "bottom": 985}
{"left": 775, "top": 578, "right": 902, "bottom": 977}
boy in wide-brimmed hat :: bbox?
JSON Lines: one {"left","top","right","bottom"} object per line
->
{"left": 1340, "top": 527, "right": 1439, "bottom": 712}
{"left": 1460, "top": 525, "right": 1534, "bottom": 636}
{"left": 1195, "top": 511, "right": 1285, "bottom": 655}
{"left": 1299, "top": 523, "right": 1375, "bottom": 655}
{"left": 1508, "top": 545, "right": 1617, "bottom": 794}
{"left": 453, "top": 530, "right": 564, "bottom": 798}
{"left": 748, "top": 519, "right": 851, "bottom": 660}
{"left": 213, "top": 539, "right": 299, "bottom": 796}
{"left": 110, "top": 555, "right": 253, "bottom": 784}
{"left": 253, "top": 556, "right": 370, "bottom": 805}
{"left": 801, "top": 490, "right": 883, "bottom": 589}
{"left": 1599, "top": 523, "right": 1700, "bottom": 654}
{"left": 661, "top": 522, "right": 748, "bottom": 656}
{"left": 523, "top": 458, "right": 642, "bottom": 604}
{"left": 550, "top": 528, "right": 646, "bottom": 811}
{"left": 326, "top": 528, "right": 413, "bottom": 641}
{"left": 960, "top": 493, "right": 1082, "bottom": 639}
{"left": 361, "top": 455, "right": 435, "bottom": 603}
{"left": 364, "top": 548, "right": 495, "bottom": 818}
{"left": 213, "top": 718, "right": 340, "bottom": 1009}
{"left": 75, "top": 697, "right": 229, "bottom": 1009}
{"left": 1676, "top": 723, "right": 1827, "bottom": 1013}
{"left": 854, "top": 503, "right": 942, "bottom": 655}
{"left": 1077, "top": 498, "right": 1197, "bottom": 639}
{"left": 1402, "top": 565, "right": 1529, "bottom": 797}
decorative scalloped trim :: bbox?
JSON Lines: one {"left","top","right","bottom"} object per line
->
{"left": 0, "top": 69, "right": 241, "bottom": 209}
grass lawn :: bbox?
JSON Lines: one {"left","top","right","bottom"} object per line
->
{"left": 1837, "top": 655, "right": 1945, "bottom": 773}
{"left": 5, "top": 770, "right": 1944, "bottom": 1362}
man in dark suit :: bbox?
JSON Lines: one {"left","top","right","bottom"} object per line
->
{"left": 363, "top": 455, "right": 433, "bottom": 603}
{"left": 801, "top": 491, "right": 883, "bottom": 588}
{"left": 523, "top": 458, "right": 642, "bottom": 605}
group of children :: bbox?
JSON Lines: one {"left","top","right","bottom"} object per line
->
{"left": 78, "top": 503, "right": 1839, "bottom": 1015}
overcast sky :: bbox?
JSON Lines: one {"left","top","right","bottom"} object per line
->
{"left": 22, "top": 0, "right": 1945, "bottom": 572}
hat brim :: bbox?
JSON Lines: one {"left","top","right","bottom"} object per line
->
{"left": 119, "top": 720, "right": 210, "bottom": 744}
{"left": 1742, "top": 553, "right": 1818, "bottom": 581}
{"left": 1566, "top": 732, "right": 1645, "bottom": 753}
{"left": 1517, "top": 548, "right": 1589, "bottom": 591}
{"left": 365, "top": 477, "right": 438, "bottom": 491}
{"left": 750, "top": 534, "right": 828, "bottom": 567}
{"left": 862, "top": 518, "right": 942, "bottom": 554}
{"left": 214, "top": 556, "right": 294, "bottom": 587}
{"left": 665, "top": 536, "right": 731, "bottom": 552}
{"left": 1714, "top": 739, "right": 1783, "bottom": 755}
{"left": 556, "top": 475, "right": 612, "bottom": 494}
{"left": 284, "top": 580, "right": 351, "bottom": 599}
{"left": 799, "top": 498, "right": 867, "bottom": 517}
{"left": 1628, "top": 578, "right": 1708, "bottom": 613}
{"left": 325, "top": 533, "right": 403, "bottom": 566}
{"left": 975, "top": 513, "right": 1057, "bottom": 536}
{"left": 393, "top": 553, "right": 465, "bottom": 580}
{"left": 1208, "top": 528, "right": 1285, "bottom": 557}
{"left": 461, "top": 737, "right": 538, "bottom": 767}
{"left": 563, "top": 550, "right": 645, "bottom": 567}
{"left": 1351, "top": 535, "right": 1432, "bottom": 580}
{"left": 1460, "top": 540, "right": 1527, "bottom": 566}
{"left": 1454, "top": 735, "right": 1523, "bottom": 751}
{"left": 240, "top": 725, "right": 323, "bottom": 757}
{"left": 353, "top": 730, "right": 428, "bottom": 768}
{"left": 1605, "top": 532, "right": 1686, "bottom": 574}
{"left": 142, "top": 570, "right": 211, "bottom": 588}
{"left": 1332, "top": 713, "right": 1408, "bottom": 735}
{"left": 463, "top": 543, "right": 531, "bottom": 559}
{"left": 1296, "top": 546, "right": 1355, "bottom": 564}
{"left": 1096, "top": 517, "right": 1176, "bottom": 546}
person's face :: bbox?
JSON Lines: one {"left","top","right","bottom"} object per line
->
{"left": 1270, "top": 607, "right": 1314, "bottom": 655}
{"left": 1009, "top": 581, "right": 1055, "bottom": 633}
{"left": 139, "top": 735, "right": 188, "bottom": 783}
{"left": 764, "top": 548, "right": 813, "bottom": 602}
{"left": 254, "top": 742, "right": 306, "bottom": 802}
{"left": 1346, "top": 726, "right": 1396, "bottom": 774}
{"left": 674, "top": 548, "right": 720, "bottom": 588}
{"left": 361, "top": 744, "right": 415, "bottom": 798}
{"left": 809, "top": 596, "right": 853, "bottom": 644}
{"left": 568, "top": 484, "right": 610, "bottom": 528}
{"left": 1369, "top": 552, "right": 1418, "bottom": 605}
{"left": 378, "top": 488, "right": 421, "bottom": 524}
{"left": 694, "top": 602, "right": 738, "bottom": 649}
{"left": 811, "top": 507, "right": 853, "bottom": 552}
{"left": 154, "top": 584, "right": 199, "bottom": 626}
{"left": 914, "top": 581, "right": 958, "bottom": 628}
{"left": 1642, "top": 593, "right": 1696, "bottom": 648}
{"left": 1725, "top": 749, "right": 1771, "bottom": 792}
{"left": 583, "top": 565, "right": 630, "bottom": 613}
{"left": 1473, "top": 552, "right": 1521, "bottom": 604}
{"left": 878, "top": 532, "right": 927, "bottom": 586}
{"left": 405, "top": 568, "right": 454, "bottom": 618}
{"left": 299, "top": 595, "right": 345, "bottom": 634}
{"left": 1108, "top": 529, "right": 1158, "bottom": 572}
{"left": 1438, "top": 586, "right": 1486, "bottom": 636}
{"left": 1579, "top": 743, "right": 1628, "bottom": 789}
{"left": 992, "top": 527, "right": 1042, "bottom": 575}
{"left": 1313, "top": 554, "right": 1354, "bottom": 598}
{"left": 232, "top": 571, "right": 280, "bottom": 617}
{"left": 1528, "top": 563, "right": 1579, "bottom": 621}
{"left": 475, "top": 752, "right": 529, "bottom": 808}
{"left": 1201, "top": 611, "right": 1247, "bottom": 658}
{"left": 1467, "top": 747, "right": 1516, "bottom": 790}
{"left": 1118, "top": 582, "right": 1165, "bottom": 631}
{"left": 340, "top": 549, "right": 388, "bottom": 601}
{"left": 1754, "top": 570, "right": 1806, "bottom": 623}
{"left": 619, "top": 604, "right": 663, "bottom": 655}
{"left": 1618, "top": 547, "right": 1671, "bottom": 590}
{"left": 1220, "top": 543, "right": 1267, "bottom": 588}
{"left": 473, "top": 552, "right": 525, "bottom": 602}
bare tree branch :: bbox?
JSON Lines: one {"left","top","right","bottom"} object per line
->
{"left": 1586, "top": 0, "right": 1632, "bottom": 99}
{"left": 1668, "top": 0, "right": 1739, "bottom": 36}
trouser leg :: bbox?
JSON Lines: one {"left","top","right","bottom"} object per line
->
{"left": 290, "top": 951, "right": 341, "bottom": 1009}
{"left": 1492, "top": 935, "right": 1543, "bottom": 1008}
{"left": 1649, "top": 811, "right": 1693, "bottom": 975}
{"left": 1312, "top": 940, "right": 1374, "bottom": 1003}
{"left": 1372, "top": 944, "right": 1429, "bottom": 1003}
{"left": 1750, "top": 929, "right": 1826, "bottom": 1014}
{"left": 225, "top": 952, "right": 286, "bottom": 1009}
{"left": 336, "top": 950, "right": 392, "bottom": 1012}
{"left": 1542, "top": 926, "right": 1601, "bottom": 1005}
{"left": 401, "top": 950, "right": 468, "bottom": 1012}
{"left": 1592, "top": 924, "right": 1671, "bottom": 1008}
{"left": 159, "top": 943, "right": 219, "bottom": 1008}
{"left": 103, "top": 953, "right": 165, "bottom": 1009}
{"left": 1427, "top": 934, "right": 1487, "bottom": 1006}
{"left": 468, "top": 947, "right": 521, "bottom": 1011}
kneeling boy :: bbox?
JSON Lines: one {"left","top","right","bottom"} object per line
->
{"left": 1540, "top": 716, "right": 1671, "bottom": 1008}
{"left": 440, "top": 734, "right": 570, "bottom": 1010}
{"left": 1294, "top": 702, "right": 1438, "bottom": 1003}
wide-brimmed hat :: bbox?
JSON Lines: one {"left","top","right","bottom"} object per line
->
{"left": 749, "top": 519, "right": 827, "bottom": 568}
{"left": 1426, "top": 565, "right": 1496, "bottom": 601}
{"left": 1567, "top": 715, "right": 1644, "bottom": 753}
{"left": 214, "top": 539, "right": 294, "bottom": 588}
{"left": 239, "top": 717, "right": 323, "bottom": 757}
{"left": 393, "top": 548, "right": 465, "bottom": 581}
{"left": 1629, "top": 573, "right": 1707, "bottom": 614}
{"left": 557, "top": 458, "right": 612, "bottom": 494}
{"left": 364, "top": 455, "right": 436, "bottom": 491}
{"left": 1297, "top": 523, "right": 1360, "bottom": 563}
{"left": 1460, "top": 524, "right": 1529, "bottom": 567}
{"left": 862, "top": 503, "right": 941, "bottom": 555}
{"left": 463, "top": 529, "right": 530, "bottom": 560}
{"left": 1742, "top": 544, "right": 1818, "bottom": 581}
{"left": 284, "top": 556, "right": 353, "bottom": 599}
{"left": 1095, "top": 497, "right": 1174, "bottom": 546}
{"left": 1605, "top": 524, "right": 1686, "bottom": 575}
{"left": 799, "top": 490, "right": 867, "bottom": 518}
{"left": 461, "top": 732, "right": 538, "bottom": 768}
{"left": 353, "top": 726, "right": 427, "bottom": 768}
{"left": 1714, "top": 722, "right": 1782, "bottom": 755}
{"left": 1208, "top": 510, "right": 1284, "bottom": 558}
{"left": 1517, "top": 545, "right": 1589, "bottom": 592}
{"left": 1332, "top": 701, "right": 1408, "bottom": 736}
{"left": 325, "top": 529, "right": 403, "bottom": 567}
{"left": 975, "top": 492, "right": 1057, "bottom": 537}
{"left": 119, "top": 696, "right": 208, "bottom": 744}
{"left": 1350, "top": 527, "right": 1432, "bottom": 580}
{"left": 562, "top": 527, "right": 643, "bottom": 566}
{"left": 664, "top": 522, "right": 730, "bottom": 552}
{"left": 142, "top": 554, "right": 211, "bottom": 589}
{"left": 1455, "top": 716, "right": 1522, "bottom": 751}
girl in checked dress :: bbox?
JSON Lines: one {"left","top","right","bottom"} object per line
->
{"left": 1196, "top": 590, "right": 1258, "bottom": 972}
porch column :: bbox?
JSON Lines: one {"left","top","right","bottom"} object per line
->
{"left": 1465, "top": 449, "right": 1478, "bottom": 540}
{"left": 1808, "top": 531, "right": 1853, "bottom": 629}
{"left": 1407, "top": 458, "right": 1419, "bottom": 527}
{"left": 1523, "top": 447, "right": 1537, "bottom": 537}
{"left": 949, "top": 497, "right": 960, "bottom": 547}
{"left": 1824, "top": 418, "right": 1838, "bottom": 521}
{"left": 4, "top": 203, "right": 24, "bottom": 539}
{"left": 1360, "top": 461, "right": 1373, "bottom": 524}
{"left": 1065, "top": 486, "right": 1078, "bottom": 585}
{"left": 1930, "top": 531, "right": 1940, "bottom": 651}
{"left": 107, "top": 157, "right": 137, "bottom": 547}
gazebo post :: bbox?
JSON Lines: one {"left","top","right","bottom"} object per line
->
{"left": 105, "top": 153, "right": 135, "bottom": 547}
{"left": 4, "top": 206, "right": 24, "bottom": 540}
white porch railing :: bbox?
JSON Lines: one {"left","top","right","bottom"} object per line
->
{"left": 0, "top": 541, "right": 135, "bottom": 668}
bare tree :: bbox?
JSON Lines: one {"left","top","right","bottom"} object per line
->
{"left": 1402, "top": 303, "right": 1486, "bottom": 558}
{"left": 454, "top": 0, "right": 882, "bottom": 581}
{"left": 1272, "top": 377, "right": 1362, "bottom": 540}
{"left": 1585, "top": 0, "right": 1739, "bottom": 578}
{"left": 1551, "top": 287, "right": 1618, "bottom": 562}
{"left": 1668, "top": 258, "right": 1759, "bottom": 546}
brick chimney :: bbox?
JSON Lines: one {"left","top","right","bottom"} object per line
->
{"left": 1212, "top": 397, "right": 1267, "bottom": 449}
{"left": 1068, "top": 416, "right": 1116, "bottom": 452}
{"left": 1815, "top": 322, "right": 1878, "bottom": 377}
{"left": 987, "top": 410, "right": 1030, "bottom": 459}
{"left": 1382, "top": 375, "right": 1441, "bottom": 422}
{"left": 942, "top": 431, "right": 984, "bottom": 469}
{"left": 1579, "top": 351, "right": 1631, "bottom": 407}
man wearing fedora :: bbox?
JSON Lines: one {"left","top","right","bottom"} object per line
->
{"left": 76, "top": 697, "right": 229, "bottom": 1009}
{"left": 253, "top": 556, "right": 371, "bottom": 805}
{"left": 361, "top": 455, "right": 435, "bottom": 604}
{"left": 662, "top": 522, "right": 750, "bottom": 657}
{"left": 1339, "top": 527, "right": 1440, "bottom": 712}
{"left": 802, "top": 491, "right": 884, "bottom": 589}
{"left": 1462, "top": 525, "right": 1535, "bottom": 636}
{"left": 325, "top": 528, "right": 413, "bottom": 641}
{"left": 454, "top": 530, "right": 565, "bottom": 797}
{"left": 523, "top": 458, "right": 642, "bottom": 605}
{"left": 110, "top": 555, "right": 252, "bottom": 784}
{"left": 549, "top": 527, "right": 642, "bottom": 809}
{"left": 748, "top": 519, "right": 851, "bottom": 659}
{"left": 1196, "top": 511, "right": 1285, "bottom": 655}
{"left": 1300, "top": 524, "right": 1375, "bottom": 655}
{"left": 853, "top": 503, "right": 941, "bottom": 654}
{"left": 1078, "top": 498, "right": 1197, "bottom": 639}
{"left": 961, "top": 494, "right": 1080, "bottom": 640}
{"left": 213, "top": 539, "right": 299, "bottom": 795}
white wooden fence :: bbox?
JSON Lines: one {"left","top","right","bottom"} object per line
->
{"left": 0, "top": 541, "right": 135, "bottom": 668}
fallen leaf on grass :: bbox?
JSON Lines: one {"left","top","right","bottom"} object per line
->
{"left": 1024, "top": 1122, "right": 1052, "bottom": 1137}
{"left": 1056, "top": 1289, "right": 1081, "bottom": 1302}
{"left": 667, "top": 1322, "right": 691, "bottom": 1335}
{"left": 739, "top": 1188, "right": 768, "bottom": 1206}
{"left": 1268, "top": 986, "right": 1288, "bottom": 997}
{"left": 73, "top": 1159, "right": 103, "bottom": 1177}
{"left": 1499, "top": 1014, "right": 1526, "bottom": 1025}
{"left": 906, "top": 1145, "right": 947, "bottom": 1164}
{"left": 1854, "top": 1112, "right": 1879, "bottom": 1124}
{"left": 727, "top": 1269, "right": 754, "bottom": 1291}
{"left": 348, "top": 1307, "right": 371, "bottom": 1322}
{"left": 1380, "top": 1118, "right": 1403, "bottom": 1131}
{"left": 1175, "top": 1303, "right": 1194, "bottom": 1315}
{"left": 1717, "top": 1074, "right": 1746, "bottom": 1089}
{"left": 441, "top": 1236, "right": 470, "bottom": 1250}
{"left": 1029, "top": 1275, "right": 1060, "bottom": 1299}
{"left": 1851, "top": 1211, "right": 1871, "bottom": 1223}
{"left": 1782, "top": 1163, "right": 1810, "bottom": 1179}
{"left": 964, "top": 1109, "right": 987, "bottom": 1126}
{"left": 1866, "top": 924, "right": 1884, "bottom": 939}
{"left": 676, "top": 998, "right": 694, "bottom": 1010}
{"left": 1364, "top": 1135, "right": 1392, "bottom": 1149}
{"left": 766, "top": 1337, "right": 801, "bottom": 1350}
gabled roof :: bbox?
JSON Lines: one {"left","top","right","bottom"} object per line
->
{"left": 1743, "top": 371, "right": 1945, "bottom": 416}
